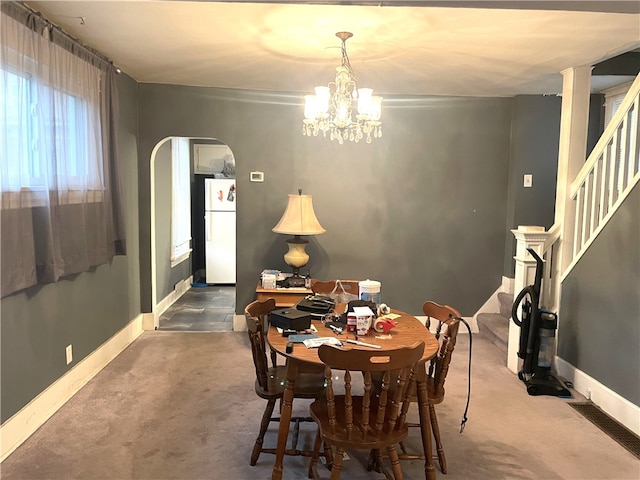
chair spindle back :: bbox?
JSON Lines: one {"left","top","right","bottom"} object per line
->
{"left": 245, "top": 298, "right": 277, "bottom": 392}
{"left": 423, "top": 301, "right": 461, "bottom": 402}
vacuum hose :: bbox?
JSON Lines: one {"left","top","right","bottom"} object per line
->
{"left": 511, "top": 285, "right": 539, "bottom": 375}
{"left": 511, "top": 285, "right": 534, "bottom": 327}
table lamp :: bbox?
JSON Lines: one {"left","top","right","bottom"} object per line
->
{"left": 272, "top": 189, "right": 325, "bottom": 287}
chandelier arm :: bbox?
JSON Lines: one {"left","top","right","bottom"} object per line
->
{"left": 302, "top": 32, "right": 382, "bottom": 143}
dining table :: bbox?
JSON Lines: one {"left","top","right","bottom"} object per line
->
{"left": 266, "top": 308, "right": 441, "bottom": 480}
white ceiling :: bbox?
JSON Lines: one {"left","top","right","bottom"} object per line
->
{"left": 24, "top": 1, "right": 640, "bottom": 97}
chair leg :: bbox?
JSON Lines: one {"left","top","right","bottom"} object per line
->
{"left": 375, "top": 449, "right": 386, "bottom": 475}
{"left": 366, "top": 449, "right": 377, "bottom": 471}
{"left": 429, "top": 403, "right": 447, "bottom": 474}
{"left": 329, "top": 447, "right": 345, "bottom": 480}
{"left": 251, "top": 398, "right": 276, "bottom": 466}
{"left": 322, "top": 441, "right": 334, "bottom": 470}
{"left": 386, "top": 444, "right": 403, "bottom": 480}
{"left": 308, "top": 429, "right": 323, "bottom": 478}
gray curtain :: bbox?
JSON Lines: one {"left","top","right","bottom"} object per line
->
{"left": 1, "top": 2, "right": 126, "bottom": 298}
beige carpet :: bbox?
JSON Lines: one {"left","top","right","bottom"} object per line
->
{"left": 1, "top": 331, "right": 638, "bottom": 480}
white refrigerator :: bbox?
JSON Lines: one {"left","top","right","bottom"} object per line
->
{"left": 205, "top": 178, "right": 236, "bottom": 284}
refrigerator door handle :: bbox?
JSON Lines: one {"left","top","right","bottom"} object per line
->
{"left": 205, "top": 214, "right": 211, "bottom": 242}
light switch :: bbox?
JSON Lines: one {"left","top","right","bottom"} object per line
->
{"left": 250, "top": 171, "right": 264, "bottom": 182}
{"left": 524, "top": 174, "right": 533, "bottom": 188}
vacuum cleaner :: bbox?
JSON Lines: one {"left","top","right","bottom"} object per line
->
{"left": 511, "top": 247, "right": 572, "bottom": 397}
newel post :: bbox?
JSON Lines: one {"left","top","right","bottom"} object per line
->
{"left": 507, "top": 226, "right": 551, "bottom": 373}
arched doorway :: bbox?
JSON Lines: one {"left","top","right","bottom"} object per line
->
{"left": 149, "top": 136, "right": 237, "bottom": 331}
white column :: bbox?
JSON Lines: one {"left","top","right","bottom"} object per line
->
{"left": 555, "top": 66, "right": 592, "bottom": 274}
{"left": 507, "top": 226, "right": 551, "bottom": 373}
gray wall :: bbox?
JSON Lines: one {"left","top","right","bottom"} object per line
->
{"left": 138, "top": 86, "right": 513, "bottom": 317}
{"left": 0, "top": 73, "right": 141, "bottom": 422}
{"left": 558, "top": 183, "right": 640, "bottom": 405}
{"left": 153, "top": 139, "right": 191, "bottom": 302}
{"left": 503, "top": 95, "right": 561, "bottom": 276}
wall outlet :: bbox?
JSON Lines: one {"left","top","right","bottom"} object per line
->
{"left": 65, "top": 344, "right": 73, "bottom": 365}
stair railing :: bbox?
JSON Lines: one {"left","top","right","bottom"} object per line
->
{"left": 565, "top": 74, "right": 640, "bottom": 278}
{"left": 541, "top": 74, "right": 639, "bottom": 313}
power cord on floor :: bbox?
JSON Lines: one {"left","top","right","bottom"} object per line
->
{"left": 453, "top": 315, "right": 472, "bottom": 433}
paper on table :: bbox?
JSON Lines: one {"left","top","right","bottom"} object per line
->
{"left": 303, "top": 337, "right": 343, "bottom": 349}
{"left": 352, "top": 306, "right": 374, "bottom": 316}
{"left": 276, "top": 324, "right": 318, "bottom": 334}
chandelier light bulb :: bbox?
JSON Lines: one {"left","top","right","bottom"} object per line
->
{"left": 302, "top": 32, "right": 383, "bottom": 144}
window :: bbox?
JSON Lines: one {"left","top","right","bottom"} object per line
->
{"left": 602, "top": 81, "right": 636, "bottom": 194}
{"left": 1, "top": 3, "right": 125, "bottom": 298}
{"left": 603, "top": 81, "right": 632, "bottom": 126}
{"left": 171, "top": 137, "right": 192, "bottom": 265}
{"left": 1, "top": 20, "right": 103, "bottom": 206}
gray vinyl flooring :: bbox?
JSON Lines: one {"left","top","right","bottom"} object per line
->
{"left": 158, "top": 285, "right": 235, "bottom": 332}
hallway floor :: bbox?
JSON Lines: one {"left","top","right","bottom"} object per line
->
{"left": 158, "top": 285, "right": 235, "bottom": 332}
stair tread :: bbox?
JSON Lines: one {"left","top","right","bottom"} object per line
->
{"left": 477, "top": 313, "right": 509, "bottom": 354}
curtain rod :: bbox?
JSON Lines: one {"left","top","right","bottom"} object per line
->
{"left": 8, "top": 1, "right": 116, "bottom": 70}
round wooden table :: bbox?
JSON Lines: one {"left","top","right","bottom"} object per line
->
{"left": 267, "top": 309, "right": 440, "bottom": 480}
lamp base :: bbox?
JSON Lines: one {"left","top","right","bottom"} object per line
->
{"left": 282, "top": 236, "right": 310, "bottom": 286}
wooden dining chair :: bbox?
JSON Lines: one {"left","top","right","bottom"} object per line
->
{"left": 307, "top": 341, "right": 425, "bottom": 480}
{"left": 369, "top": 301, "right": 461, "bottom": 474}
{"left": 245, "top": 298, "right": 329, "bottom": 466}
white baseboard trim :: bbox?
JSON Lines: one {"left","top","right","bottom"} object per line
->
{"left": 156, "top": 276, "right": 193, "bottom": 318}
{"left": 146, "top": 276, "right": 194, "bottom": 331}
{"left": 233, "top": 314, "right": 245, "bottom": 331}
{"left": 556, "top": 356, "right": 640, "bottom": 436}
{"left": 0, "top": 315, "right": 144, "bottom": 462}
{"left": 501, "top": 275, "right": 514, "bottom": 294}
{"left": 472, "top": 278, "right": 512, "bottom": 327}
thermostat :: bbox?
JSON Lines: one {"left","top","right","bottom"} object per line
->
{"left": 250, "top": 171, "right": 264, "bottom": 182}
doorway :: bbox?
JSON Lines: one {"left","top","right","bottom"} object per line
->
{"left": 150, "top": 136, "right": 237, "bottom": 332}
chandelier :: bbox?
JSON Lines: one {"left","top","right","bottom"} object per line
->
{"left": 302, "top": 32, "right": 383, "bottom": 144}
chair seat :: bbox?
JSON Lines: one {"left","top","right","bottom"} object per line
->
{"left": 254, "top": 366, "right": 326, "bottom": 400}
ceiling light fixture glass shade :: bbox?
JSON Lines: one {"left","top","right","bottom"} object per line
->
{"left": 303, "top": 32, "right": 383, "bottom": 144}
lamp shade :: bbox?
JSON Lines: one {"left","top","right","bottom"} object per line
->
{"left": 272, "top": 193, "right": 326, "bottom": 236}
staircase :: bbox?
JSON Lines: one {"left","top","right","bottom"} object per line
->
{"left": 477, "top": 72, "right": 640, "bottom": 362}
{"left": 477, "top": 292, "right": 512, "bottom": 356}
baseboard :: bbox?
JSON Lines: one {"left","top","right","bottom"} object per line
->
{"left": 501, "top": 275, "right": 514, "bottom": 294}
{"left": 156, "top": 276, "right": 193, "bottom": 318}
{"left": 147, "top": 276, "right": 194, "bottom": 331}
{"left": 472, "top": 278, "right": 512, "bottom": 327}
{"left": 0, "top": 315, "right": 144, "bottom": 462}
{"left": 233, "top": 314, "right": 245, "bottom": 331}
{"left": 556, "top": 356, "right": 640, "bottom": 436}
